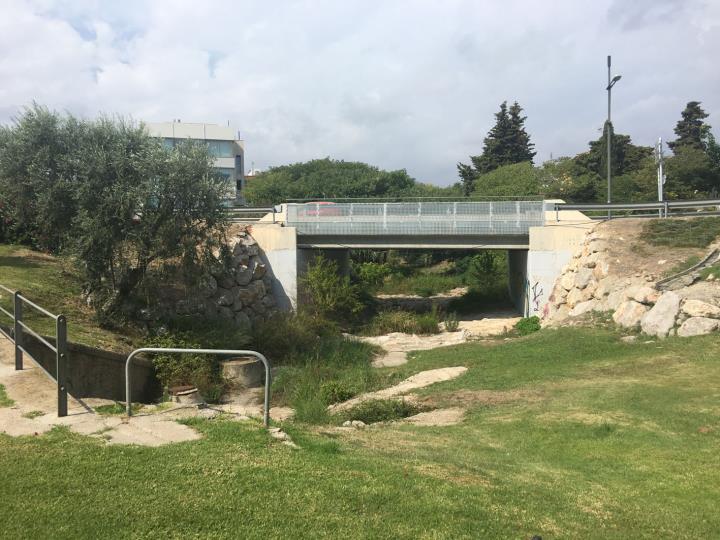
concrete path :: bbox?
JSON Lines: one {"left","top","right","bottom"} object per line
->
{"left": 0, "top": 338, "right": 238, "bottom": 446}
{"left": 328, "top": 366, "right": 468, "bottom": 412}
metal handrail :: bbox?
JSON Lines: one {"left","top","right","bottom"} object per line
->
{"left": 0, "top": 285, "right": 68, "bottom": 416}
{"left": 125, "top": 348, "right": 272, "bottom": 427}
{"left": 553, "top": 199, "right": 720, "bottom": 220}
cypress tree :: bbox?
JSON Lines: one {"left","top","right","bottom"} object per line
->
{"left": 668, "top": 101, "right": 710, "bottom": 152}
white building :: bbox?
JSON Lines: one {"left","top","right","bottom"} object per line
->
{"left": 145, "top": 121, "right": 245, "bottom": 203}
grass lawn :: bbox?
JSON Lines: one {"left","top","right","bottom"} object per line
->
{"left": 644, "top": 216, "right": 720, "bottom": 248}
{"left": 1, "top": 327, "right": 719, "bottom": 538}
{"left": 0, "top": 245, "right": 133, "bottom": 351}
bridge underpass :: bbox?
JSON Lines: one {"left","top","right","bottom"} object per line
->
{"left": 250, "top": 201, "right": 593, "bottom": 317}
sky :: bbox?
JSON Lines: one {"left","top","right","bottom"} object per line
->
{"left": 1, "top": 0, "right": 719, "bottom": 186}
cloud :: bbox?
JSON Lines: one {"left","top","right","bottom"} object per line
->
{"left": 1, "top": 0, "right": 719, "bottom": 185}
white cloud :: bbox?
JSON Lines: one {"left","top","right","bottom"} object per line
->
{"left": 1, "top": 0, "right": 719, "bottom": 185}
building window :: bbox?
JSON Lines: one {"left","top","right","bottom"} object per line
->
{"left": 207, "top": 140, "right": 235, "bottom": 158}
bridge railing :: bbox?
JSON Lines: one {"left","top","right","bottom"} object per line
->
{"left": 286, "top": 201, "right": 545, "bottom": 236}
{"left": 552, "top": 199, "right": 720, "bottom": 220}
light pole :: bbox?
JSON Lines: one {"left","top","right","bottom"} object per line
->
{"left": 606, "top": 55, "right": 621, "bottom": 219}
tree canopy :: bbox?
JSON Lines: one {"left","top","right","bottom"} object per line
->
{"left": 243, "top": 158, "right": 457, "bottom": 205}
{"left": 0, "top": 105, "right": 227, "bottom": 322}
{"left": 457, "top": 101, "right": 536, "bottom": 195}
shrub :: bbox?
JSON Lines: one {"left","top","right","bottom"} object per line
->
{"left": 444, "top": 312, "right": 460, "bottom": 332}
{"left": 515, "top": 316, "right": 541, "bottom": 336}
{"left": 356, "top": 262, "right": 392, "bottom": 287}
{"left": 340, "top": 399, "right": 424, "bottom": 424}
{"left": 320, "top": 381, "right": 356, "bottom": 405}
{"left": 365, "top": 310, "right": 440, "bottom": 335}
{"left": 253, "top": 312, "right": 332, "bottom": 365}
{"left": 299, "top": 254, "right": 365, "bottom": 323}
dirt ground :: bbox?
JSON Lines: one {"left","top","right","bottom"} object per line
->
{"left": 596, "top": 219, "right": 706, "bottom": 280}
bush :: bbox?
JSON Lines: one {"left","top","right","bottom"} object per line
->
{"left": 253, "top": 312, "right": 332, "bottom": 365}
{"left": 444, "top": 312, "right": 460, "bottom": 332}
{"left": 320, "top": 381, "right": 356, "bottom": 405}
{"left": 515, "top": 316, "right": 541, "bottom": 336}
{"left": 300, "top": 254, "right": 365, "bottom": 324}
{"left": 339, "top": 399, "right": 424, "bottom": 424}
{"left": 356, "top": 262, "right": 392, "bottom": 287}
{"left": 365, "top": 310, "right": 440, "bottom": 335}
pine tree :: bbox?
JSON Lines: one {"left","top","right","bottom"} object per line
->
{"left": 668, "top": 101, "right": 710, "bottom": 152}
{"left": 457, "top": 101, "right": 536, "bottom": 193}
{"left": 508, "top": 102, "right": 536, "bottom": 164}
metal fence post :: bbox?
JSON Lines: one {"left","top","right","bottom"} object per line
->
{"left": 13, "top": 292, "right": 22, "bottom": 370}
{"left": 56, "top": 315, "right": 68, "bottom": 417}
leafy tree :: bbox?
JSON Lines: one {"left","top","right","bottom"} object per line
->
{"left": 668, "top": 101, "right": 710, "bottom": 152}
{"left": 0, "top": 105, "right": 228, "bottom": 323}
{"left": 458, "top": 101, "right": 535, "bottom": 194}
{"left": 574, "top": 123, "right": 652, "bottom": 179}
{"left": 244, "top": 158, "right": 422, "bottom": 205}
{"left": 471, "top": 162, "right": 542, "bottom": 197}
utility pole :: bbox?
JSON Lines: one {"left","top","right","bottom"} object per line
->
{"left": 655, "top": 137, "right": 666, "bottom": 216}
{"left": 606, "top": 55, "right": 621, "bottom": 219}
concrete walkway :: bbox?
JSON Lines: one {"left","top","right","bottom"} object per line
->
{"left": 0, "top": 338, "right": 224, "bottom": 446}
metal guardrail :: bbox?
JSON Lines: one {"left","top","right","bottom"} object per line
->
{"left": 553, "top": 199, "right": 720, "bottom": 220}
{"left": 225, "top": 207, "right": 276, "bottom": 223}
{"left": 125, "top": 348, "right": 272, "bottom": 427}
{"left": 286, "top": 201, "right": 546, "bottom": 236}
{"left": 0, "top": 284, "right": 68, "bottom": 416}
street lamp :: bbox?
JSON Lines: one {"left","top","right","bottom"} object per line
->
{"left": 606, "top": 55, "right": 621, "bottom": 218}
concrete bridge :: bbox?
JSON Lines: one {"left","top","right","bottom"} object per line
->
{"left": 250, "top": 201, "right": 593, "bottom": 316}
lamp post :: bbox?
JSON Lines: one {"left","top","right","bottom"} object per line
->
{"left": 606, "top": 55, "right": 621, "bottom": 219}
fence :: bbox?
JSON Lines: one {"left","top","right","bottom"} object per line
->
{"left": 286, "top": 201, "right": 546, "bottom": 236}
{"left": 125, "top": 347, "right": 272, "bottom": 427}
{"left": 553, "top": 199, "right": 720, "bottom": 220}
{"left": 0, "top": 284, "right": 68, "bottom": 416}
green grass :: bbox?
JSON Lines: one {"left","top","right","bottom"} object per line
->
{"left": 362, "top": 310, "right": 441, "bottom": 336}
{"left": 1, "top": 327, "right": 719, "bottom": 537}
{"left": 663, "top": 255, "right": 701, "bottom": 278}
{"left": 644, "top": 217, "right": 720, "bottom": 248}
{"left": 700, "top": 263, "right": 720, "bottom": 280}
{"left": 0, "top": 244, "right": 134, "bottom": 351}
{"left": 0, "top": 384, "right": 14, "bottom": 407}
{"left": 21, "top": 410, "right": 45, "bottom": 419}
{"left": 378, "top": 271, "right": 465, "bottom": 296}
{"left": 95, "top": 402, "right": 143, "bottom": 416}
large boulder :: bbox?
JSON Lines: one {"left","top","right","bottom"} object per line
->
{"left": 574, "top": 267, "right": 594, "bottom": 289}
{"left": 682, "top": 299, "right": 720, "bottom": 319}
{"left": 235, "top": 264, "right": 254, "bottom": 286}
{"left": 569, "top": 299, "right": 598, "bottom": 317}
{"left": 560, "top": 272, "right": 576, "bottom": 291}
{"left": 677, "top": 317, "right": 720, "bottom": 337}
{"left": 592, "top": 260, "right": 610, "bottom": 280}
{"left": 641, "top": 291, "right": 681, "bottom": 338}
{"left": 612, "top": 300, "right": 648, "bottom": 328}
{"left": 632, "top": 286, "right": 660, "bottom": 305}
{"left": 566, "top": 287, "right": 589, "bottom": 309}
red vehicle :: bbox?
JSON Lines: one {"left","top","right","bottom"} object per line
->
{"left": 302, "top": 201, "right": 342, "bottom": 217}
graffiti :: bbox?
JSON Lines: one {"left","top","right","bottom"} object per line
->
{"left": 529, "top": 280, "right": 544, "bottom": 313}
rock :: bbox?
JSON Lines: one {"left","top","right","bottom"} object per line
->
{"left": 232, "top": 253, "right": 250, "bottom": 267}
{"left": 574, "top": 267, "right": 594, "bottom": 289}
{"left": 594, "top": 276, "right": 624, "bottom": 299}
{"left": 588, "top": 240, "right": 608, "bottom": 254}
{"left": 569, "top": 299, "right": 598, "bottom": 317}
{"left": 633, "top": 286, "right": 659, "bottom": 305}
{"left": 680, "top": 274, "right": 697, "bottom": 287}
{"left": 553, "top": 305, "right": 570, "bottom": 323}
{"left": 677, "top": 317, "right": 720, "bottom": 337}
{"left": 682, "top": 299, "right": 720, "bottom": 318}
{"left": 216, "top": 290, "right": 234, "bottom": 307}
{"left": 350, "top": 420, "right": 367, "bottom": 428}
{"left": 249, "top": 280, "right": 266, "bottom": 299}
{"left": 612, "top": 300, "right": 648, "bottom": 328}
{"left": 236, "top": 287, "right": 254, "bottom": 304}
{"left": 218, "top": 274, "right": 235, "bottom": 289}
{"left": 235, "top": 265, "right": 254, "bottom": 286}
{"left": 658, "top": 259, "right": 667, "bottom": 265}
{"left": 342, "top": 420, "right": 352, "bottom": 427}
{"left": 707, "top": 274, "right": 716, "bottom": 281}
{"left": 605, "top": 290, "right": 627, "bottom": 311}
{"left": 198, "top": 274, "right": 218, "bottom": 297}
{"left": 593, "top": 261, "right": 610, "bottom": 280}
{"left": 217, "top": 306, "right": 234, "bottom": 319}
{"left": 641, "top": 291, "right": 681, "bottom": 338}
{"left": 221, "top": 357, "right": 264, "bottom": 387}
{"left": 584, "top": 252, "right": 600, "bottom": 268}
{"left": 234, "top": 311, "right": 251, "bottom": 328}
{"left": 252, "top": 262, "right": 267, "bottom": 280}
{"left": 232, "top": 298, "right": 244, "bottom": 312}
{"left": 621, "top": 335, "right": 637, "bottom": 343}
{"left": 560, "top": 272, "right": 576, "bottom": 291}
{"left": 566, "top": 287, "right": 589, "bottom": 309}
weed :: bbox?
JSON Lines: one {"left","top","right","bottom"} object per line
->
{"left": 21, "top": 410, "right": 45, "bottom": 419}
{"left": 95, "top": 402, "right": 142, "bottom": 415}
{"left": 339, "top": 399, "right": 425, "bottom": 424}
{"left": 444, "top": 312, "right": 460, "bottom": 332}
{"left": 699, "top": 263, "right": 720, "bottom": 281}
{"left": 320, "top": 381, "right": 356, "bottom": 405}
{"left": 515, "top": 316, "right": 541, "bottom": 336}
{"left": 663, "top": 255, "right": 701, "bottom": 278}
{"left": 364, "top": 310, "right": 440, "bottom": 335}
{"left": 0, "top": 384, "right": 14, "bottom": 407}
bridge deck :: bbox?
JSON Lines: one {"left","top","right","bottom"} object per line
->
{"left": 285, "top": 201, "right": 545, "bottom": 237}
